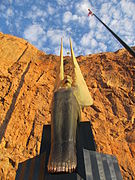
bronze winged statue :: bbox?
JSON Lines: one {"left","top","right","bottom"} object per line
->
{"left": 47, "top": 38, "right": 93, "bottom": 173}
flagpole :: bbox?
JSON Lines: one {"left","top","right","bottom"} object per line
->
{"left": 90, "top": 12, "right": 135, "bottom": 58}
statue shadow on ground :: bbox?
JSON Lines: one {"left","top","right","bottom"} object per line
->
{"left": 16, "top": 121, "right": 96, "bottom": 180}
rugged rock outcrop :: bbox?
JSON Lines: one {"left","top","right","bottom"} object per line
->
{"left": 0, "top": 32, "right": 135, "bottom": 179}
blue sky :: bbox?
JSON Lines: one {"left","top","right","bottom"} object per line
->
{"left": 0, "top": 0, "right": 135, "bottom": 56}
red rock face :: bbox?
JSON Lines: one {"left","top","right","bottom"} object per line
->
{"left": 0, "top": 32, "right": 135, "bottom": 179}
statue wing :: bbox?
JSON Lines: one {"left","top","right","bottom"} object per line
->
{"left": 70, "top": 38, "right": 93, "bottom": 107}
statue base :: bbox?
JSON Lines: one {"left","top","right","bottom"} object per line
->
{"left": 16, "top": 122, "right": 122, "bottom": 180}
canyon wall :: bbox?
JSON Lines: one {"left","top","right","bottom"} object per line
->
{"left": 0, "top": 32, "right": 135, "bottom": 179}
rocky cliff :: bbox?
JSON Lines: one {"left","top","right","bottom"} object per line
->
{"left": 0, "top": 32, "right": 135, "bottom": 179}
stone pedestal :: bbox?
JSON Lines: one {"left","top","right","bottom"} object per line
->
{"left": 16, "top": 122, "right": 122, "bottom": 180}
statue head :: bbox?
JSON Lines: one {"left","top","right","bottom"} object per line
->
{"left": 62, "top": 75, "right": 72, "bottom": 88}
